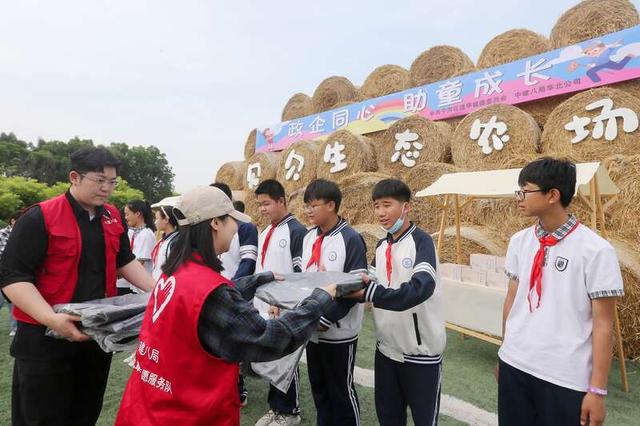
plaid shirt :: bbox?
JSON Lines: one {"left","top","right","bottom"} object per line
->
{"left": 198, "top": 272, "right": 333, "bottom": 363}
{"left": 0, "top": 225, "right": 12, "bottom": 258}
{"left": 535, "top": 214, "right": 579, "bottom": 267}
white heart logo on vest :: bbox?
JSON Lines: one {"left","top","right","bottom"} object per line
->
{"left": 152, "top": 276, "right": 176, "bottom": 323}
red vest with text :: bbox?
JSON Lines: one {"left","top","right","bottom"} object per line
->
{"left": 12, "top": 194, "right": 123, "bottom": 325}
{"left": 116, "top": 257, "right": 240, "bottom": 426}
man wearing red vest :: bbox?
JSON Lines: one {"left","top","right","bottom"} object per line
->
{"left": 0, "top": 147, "right": 155, "bottom": 426}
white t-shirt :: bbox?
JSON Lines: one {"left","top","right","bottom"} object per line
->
{"left": 116, "top": 227, "right": 157, "bottom": 291}
{"left": 151, "top": 232, "right": 177, "bottom": 281}
{"left": 498, "top": 222, "right": 624, "bottom": 392}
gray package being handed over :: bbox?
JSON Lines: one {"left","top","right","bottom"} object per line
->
{"left": 254, "top": 271, "right": 365, "bottom": 310}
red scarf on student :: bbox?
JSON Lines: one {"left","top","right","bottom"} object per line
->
{"left": 306, "top": 233, "right": 325, "bottom": 270}
{"left": 528, "top": 221, "right": 579, "bottom": 311}
{"left": 385, "top": 240, "right": 393, "bottom": 285}
{"left": 260, "top": 224, "right": 277, "bottom": 268}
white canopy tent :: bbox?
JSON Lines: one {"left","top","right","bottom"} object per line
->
{"left": 415, "top": 162, "right": 628, "bottom": 392}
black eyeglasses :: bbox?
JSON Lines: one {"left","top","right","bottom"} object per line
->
{"left": 514, "top": 189, "right": 546, "bottom": 201}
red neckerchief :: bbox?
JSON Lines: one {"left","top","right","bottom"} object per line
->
{"left": 385, "top": 239, "right": 393, "bottom": 286}
{"left": 260, "top": 224, "right": 277, "bottom": 268}
{"left": 306, "top": 233, "right": 326, "bottom": 270}
{"left": 528, "top": 221, "right": 579, "bottom": 311}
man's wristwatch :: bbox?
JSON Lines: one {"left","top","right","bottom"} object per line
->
{"left": 588, "top": 386, "right": 608, "bottom": 396}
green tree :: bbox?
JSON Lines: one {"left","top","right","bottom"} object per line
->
{"left": 107, "top": 177, "right": 145, "bottom": 208}
{"left": 0, "top": 133, "right": 32, "bottom": 177}
{"left": 111, "top": 145, "right": 174, "bottom": 202}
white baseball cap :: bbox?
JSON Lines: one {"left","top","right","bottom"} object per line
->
{"left": 151, "top": 195, "right": 180, "bottom": 209}
{"left": 174, "top": 186, "right": 251, "bottom": 226}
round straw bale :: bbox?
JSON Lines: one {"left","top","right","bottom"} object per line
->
{"left": 540, "top": 88, "right": 640, "bottom": 161}
{"left": 477, "top": 29, "right": 552, "bottom": 69}
{"left": 550, "top": 0, "right": 639, "bottom": 48}
{"left": 353, "top": 224, "right": 386, "bottom": 263}
{"left": 281, "top": 93, "right": 314, "bottom": 121}
{"left": 518, "top": 94, "right": 572, "bottom": 129}
{"left": 451, "top": 104, "right": 541, "bottom": 170}
{"left": 288, "top": 187, "right": 312, "bottom": 228}
{"left": 405, "top": 162, "right": 461, "bottom": 234}
{"left": 604, "top": 154, "right": 640, "bottom": 243}
{"left": 611, "top": 78, "right": 640, "bottom": 101}
{"left": 609, "top": 239, "right": 640, "bottom": 360}
{"left": 377, "top": 116, "right": 452, "bottom": 175}
{"left": 311, "top": 76, "right": 359, "bottom": 113}
{"left": 430, "top": 225, "right": 508, "bottom": 265}
{"left": 243, "top": 152, "right": 282, "bottom": 191}
{"left": 275, "top": 140, "right": 321, "bottom": 195}
{"left": 215, "top": 161, "right": 246, "bottom": 190}
{"left": 243, "top": 190, "right": 269, "bottom": 231}
{"left": 360, "top": 65, "right": 410, "bottom": 100}
{"left": 316, "top": 130, "right": 378, "bottom": 181}
{"left": 244, "top": 129, "right": 257, "bottom": 160}
{"left": 339, "top": 172, "right": 391, "bottom": 226}
{"left": 231, "top": 190, "right": 245, "bottom": 203}
{"left": 409, "top": 45, "right": 475, "bottom": 87}
{"left": 443, "top": 117, "right": 464, "bottom": 132}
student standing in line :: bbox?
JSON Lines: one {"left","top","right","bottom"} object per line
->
{"left": 151, "top": 201, "right": 179, "bottom": 281}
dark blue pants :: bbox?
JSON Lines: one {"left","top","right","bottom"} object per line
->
{"left": 307, "top": 340, "right": 360, "bottom": 426}
{"left": 268, "top": 367, "right": 300, "bottom": 415}
{"left": 586, "top": 56, "right": 632, "bottom": 82}
{"left": 498, "top": 359, "right": 585, "bottom": 426}
{"left": 374, "top": 349, "right": 442, "bottom": 426}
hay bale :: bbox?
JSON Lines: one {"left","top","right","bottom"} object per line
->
{"left": 550, "top": 0, "right": 639, "bottom": 48}
{"left": 316, "top": 130, "right": 378, "bottom": 181}
{"left": 431, "top": 225, "right": 508, "bottom": 265}
{"left": 612, "top": 79, "right": 640, "bottom": 100}
{"left": 540, "top": 88, "right": 640, "bottom": 161}
{"left": 244, "top": 129, "right": 257, "bottom": 160}
{"left": 451, "top": 104, "right": 541, "bottom": 170}
{"left": 281, "top": 93, "right": 314, "bottom": 121}
{"left": 243, "top": 190, "right": 269, "bottom": 231}
{"left": 477, "top": 29, "right": 552, "bottom": 68}
{"left": 311, "top": 76, "right": 359, "bottom": 113}
{"left": 353, "top": 224, "right": 386, "bottom": 264}
{"left": 215, "top": 161, "right": 246, "bottom": 190}
{"left": 275, "top": 140, "right": 321, "bottom": 195}
{"left": 409, "top": 45, "right": 475, "bottom": 87}
{"left": 604, "top": 154, "right": 640, "bottom": 243}
{"left": 609, "top": 239, "right": 640, "bottom": 360}
{"left": 518, "top": 94, "right": 572, "bottom": 129}
{"left": 339, "top": 172, "right": 391, "bottom": 226}
{"left": 377, "top": 116, "right": 452, "bottom": 175}
{"left": 243, "top": 152, "right": 282, "bottom": 191}
{"left": 288, "top": 187, "right": 311, "bottom": 228}
{"left": 405, "top": 162, "right": 461, "bottom": 234}
{"left": 360, "top": 65, "right": 409, "bottom": 100}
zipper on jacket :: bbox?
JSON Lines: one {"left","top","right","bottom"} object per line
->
{"left": 412, "top": 313, "right": 422, "bottom": 346}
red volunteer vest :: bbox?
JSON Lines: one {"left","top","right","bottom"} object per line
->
{"left": 13, "top": 193, "right": 123, "bottom": 325}
{"left": 116, "top": 257, "right": 240, "bottom": 426}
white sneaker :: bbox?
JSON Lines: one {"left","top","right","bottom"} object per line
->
{"left": 269, "top": 414, "right": 302, "bottom": 426}
{"left": 123, "top": 352, "right": 136, "bottom": 367}
{"left": 9, "top": 330, "right": 16, "bottom": 337}
{"left": 255, "top": 410, "right": 276, "bottom": 426}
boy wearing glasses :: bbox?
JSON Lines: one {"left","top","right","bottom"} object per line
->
{"left": 301, "top": 179, "right": 368, "bottom": 426}
{"left": 498, "top": 158, "right": 623, "bottom": 426}
{"left": 0, "top": 147, "right": 155, "bottom": 425}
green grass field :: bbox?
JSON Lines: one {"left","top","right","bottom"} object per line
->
{"left": 1, "top": 307, "right": 638, "bottom": 425}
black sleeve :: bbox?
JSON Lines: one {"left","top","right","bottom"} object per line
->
{"left": 197, "top": 285, "right": 333, "bottom": 363}
{"left": 343, "top": 232, "right": 368, "bottom": 275}
{"left": 232, "top": 272, "right": 275, "bottom": 300}
{"left": 0, "top": 207, "right": 48, "bottom": 290}
{"left": 116, "top": 210, "right": 136, "bottom": 268}
{"left": 290, "top": 222, "right": 306, "bottom": 273}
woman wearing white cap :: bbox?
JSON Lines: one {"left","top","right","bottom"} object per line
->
{"left": 116, "top": 186, "right": 337, "bottom": 426}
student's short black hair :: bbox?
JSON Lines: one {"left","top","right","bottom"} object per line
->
{"left": 304, "top": 179, "right": 342, "bottom": 212}
{"left": 518, "top": 157, "right": 576, "bottom": 207}
{"left": 372, "top": 179, "right": 411, "bottom": 203}
{"left": 255, "top": 179, "right": 286, "bottom": 202}
{"left": 233, "top": 200, "right": 245, "bottom": 213}
{"left": 210, "top": 182, "right": 232, "bottom": 200}
{"left": 70, "top": 147, "right": 121, "bottom": 174}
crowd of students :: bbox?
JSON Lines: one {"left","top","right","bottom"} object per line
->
{"left": 0, "top": 146, "right": 624, "bottom": 426}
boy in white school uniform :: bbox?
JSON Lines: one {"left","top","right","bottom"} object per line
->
{"left": 498, "top": 158, "right": 624, "bottom": 426}
{"left": 351, "top": 179, "right": 445, "bottom": 426}
{"left": 253, "top": 180, "right": 307, "bottom": 426}
{"left": 301, "top": 179, "right": 368, "bottom": 426}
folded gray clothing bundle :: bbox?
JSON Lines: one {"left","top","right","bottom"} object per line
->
{"left": 46, "top": 293, "right": 150, "bottom": 353}
{"left": 254, "top": 271, "right": 364, "bottom": 310}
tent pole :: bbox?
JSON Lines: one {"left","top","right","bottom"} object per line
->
{"left": 454, "top": 195, "right": 462, "bottom": 264}
{"left": 437, "top": 195, "right": 450, "bottom": 257}
{"left": 593, "top": 176, "right": 607, "bottom": 239}
{"left": 589, "top": 180, "right": 598, "bottom": 231}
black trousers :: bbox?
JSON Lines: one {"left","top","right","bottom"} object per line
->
{"left": 267, "top": 367, "right": 300, "bottom": 415}
{"left": 374, "top": 349, "right": 442, "bottom": 426}
{"left": 498, "top": 359, "right": 585, "bottom": 426}
{"left": 11, "top": 323, "right": 112, "bottom": 426}
{"left": 307, "top": 340, "right": 360, "bottom": 426}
